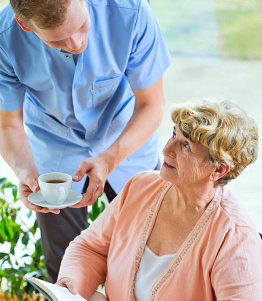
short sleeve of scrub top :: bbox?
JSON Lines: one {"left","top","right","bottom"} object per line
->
{"left": 0, "top": 45, "right": 25, "bottom": 111}
{"left": 125, "top": 0, "right": 171, "bottom": 90}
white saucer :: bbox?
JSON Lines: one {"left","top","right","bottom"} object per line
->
{"left": 28, "top": 190, "right": 82, "bottom": 209}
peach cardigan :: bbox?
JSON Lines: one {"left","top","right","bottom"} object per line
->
{"left": 58, "top": 171, "right": 262, "bottom": 300}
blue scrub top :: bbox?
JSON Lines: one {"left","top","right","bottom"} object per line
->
{"left": 0, "top": 0, "right": 171, "bottom": 193}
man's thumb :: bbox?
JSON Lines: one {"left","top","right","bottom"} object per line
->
{"left": 27, "top": 176, "right": 39, "bottom": 193}
{"left": 73, "top": 170, "right": 85, "bottom": 182}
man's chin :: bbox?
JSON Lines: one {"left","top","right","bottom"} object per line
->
{"left": 63, "top": 42, "right": 88, "bottom": 54}
{"left": 63, "top": 47, "right": 86, "bottom": 54}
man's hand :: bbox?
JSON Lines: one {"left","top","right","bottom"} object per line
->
{"left": 0, "top": 108, "right": 59, "bottom": 213}
{"left": 19, "top": 170, "right": 60, "bottom": 214}
{"left": 71, "top": 155, "right": 110, "bottom": 207}
{"left": 70, "top": 77, "right": 164, "bottom": 208}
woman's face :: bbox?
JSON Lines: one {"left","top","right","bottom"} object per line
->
{"left": 160, "top": 125, "right": 215, "bottom": 186}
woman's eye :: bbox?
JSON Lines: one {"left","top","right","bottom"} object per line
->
{"left": 172, "top": 131, "right": 176, "bottom": 138}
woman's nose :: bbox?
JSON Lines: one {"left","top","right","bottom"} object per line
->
{"left": 162, "top": 138, "right": 177, "bottom": 157}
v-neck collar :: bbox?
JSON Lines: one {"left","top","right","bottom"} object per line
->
{"left": 128, "top": 182, "right": 223, "bottom": 300}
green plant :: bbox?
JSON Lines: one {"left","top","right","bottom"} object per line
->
{"left": 88, "top": 198, "right": 106, "bottom": 226}
{"left": 0, "top": 177, "right": 106, "bottom": 300}
{"left": 0, "top": 177, "right": 46, "bottom": 301}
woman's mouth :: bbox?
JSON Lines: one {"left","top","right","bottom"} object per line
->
{"left": 163, "top": 162, "right": 176, "bottom": 169}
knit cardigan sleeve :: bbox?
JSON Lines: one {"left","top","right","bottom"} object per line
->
{"left": 57, "top": 176, "right": 135, "bottom": 299}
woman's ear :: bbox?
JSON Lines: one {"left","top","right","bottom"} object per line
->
{"left": 210, "top": 163, "right": 231, "bottom": 182}
{"left": 14, "top": 15, "right": 32, "bottom": 32}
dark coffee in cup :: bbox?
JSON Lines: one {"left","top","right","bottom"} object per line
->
{"left": 38, "top": 172, "right": 72, "bottom": 205}
{"left": 46, "top": 180, "right": 66, "bottom": 184}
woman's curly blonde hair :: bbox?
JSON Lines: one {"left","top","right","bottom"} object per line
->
{"left": 171, "top": 100, "right": 259, "bottom": 185}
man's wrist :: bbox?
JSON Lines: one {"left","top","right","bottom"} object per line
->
{"left": 16, "top": 166, "right": 38, "bottom": 182}
{"left": 98, "top": 147, "right": 120, "bottom": 175}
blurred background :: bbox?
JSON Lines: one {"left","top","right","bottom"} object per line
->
{"left": 0, "top": 0, "right": 261, "bottom": 232}
{"left": 149, "top": 0, "right": 262, "bottom": 232}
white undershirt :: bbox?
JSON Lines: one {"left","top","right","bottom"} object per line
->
{"left": 135, "top": 246, "right": 175, "bottom": 301}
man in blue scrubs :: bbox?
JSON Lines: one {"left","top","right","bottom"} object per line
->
{"left": 0, "top": 0, "right": 171, "bottom": 282}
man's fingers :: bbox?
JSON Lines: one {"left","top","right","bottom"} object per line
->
{"left": 72, "top": 157, "right": 108, "bottom": 207}
{"left": 85, "top": 175, "right": 103, "bottom": 201}
{"left": 18, "top": 174, "right": 60, "bottom": 214}
{"left": 83, "top": 176, "right": 104, "bottom": 205}
{"left": 85, "top": 183, "right": 99, "bottom": 204}
{"left": 70, "top": 181, "right": 103, "bottom": 208}
{"left": 23, "top": 200, "right": 60, "bottom": 214}
{"left": 20, "top": 188, "right": 60, "bottom": 214}
{"left": 22, "top": 174, "right": 39, "bottom": 192}
{"left": 21, "top": 198, "right": 60, "bottom": 214}
{"left": 70, "top": 190, "right": 98, "bottom": 207}
{"left": 74, "top": 160, "right": 96, "bottom": 182}
{"left": 73, "top": 166, "right": 88, "bottom": 182}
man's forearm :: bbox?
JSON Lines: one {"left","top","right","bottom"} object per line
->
{"left": 99, "top": 78, "right": 165, "bottom": 173}
{"left": 98, "top": 78, "right": 165, "bottom": 174}
{"left": 100, "top": 100, "right": 163, "bottom": 174}
{"left": 0, "top": 125, "right": 38, "bottom": 179}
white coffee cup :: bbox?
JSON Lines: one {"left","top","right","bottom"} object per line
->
{"left": 38, "top": 172, "right": 72, "bottom": 205}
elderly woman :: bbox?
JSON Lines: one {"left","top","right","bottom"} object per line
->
{"left": 57, "top": 100, "right": 262, "bottom": 300}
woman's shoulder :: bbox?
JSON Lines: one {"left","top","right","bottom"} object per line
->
{"left": 215, "top": 186, "right": 260, "bottom": 242}
{"left": 120, "top": 171, "right": 167, "bottom": 205}
{"left": 131, "top": 170, "right": 165, "bottom": 186}
{"left": 219, "top": 186, "right": 255, "bottom": 227}
{"left": 209, "top": 187, "right": 262, "bottom": 266}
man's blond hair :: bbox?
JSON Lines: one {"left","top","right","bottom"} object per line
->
{"left": 10, "top": 0, "right": 71, "bottom": 29}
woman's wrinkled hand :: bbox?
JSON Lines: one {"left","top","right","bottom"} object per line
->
{"left": 56, "top": 277, "right": 77, "bottom": 294}
{"left": 57, "top": 278, "right": 108, "bottom": 301}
